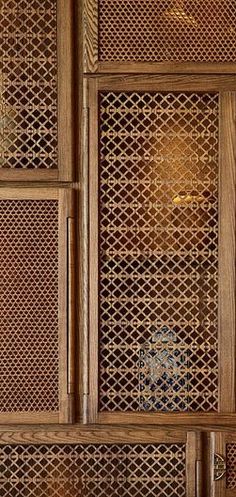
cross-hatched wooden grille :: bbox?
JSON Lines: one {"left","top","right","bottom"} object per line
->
{"left": 0, "top": 443, "right": 186, "bottom": 496}
{"left": 98, "top": 0, "right": 236, "bottom": 63}
{"left": 226, "top": 444, "right": 236, "bottom": 488}
{"left": 99, "top": 91, "right": 219, "bottom": 412}
{"left": 0, "top": 200, "right": 59, "bottom": 412}
{"left": 0, "top": 0, "right": 57, "bottom": 169}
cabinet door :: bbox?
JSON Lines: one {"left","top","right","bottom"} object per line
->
{"left": 0, "top": 0, "right": 73, "bottom": 181}
{"left": 85, "top": 75, "right": 236, "bottom": 425}
{"left": 84, "top": 0, "right": 236, "bottom": 73}
{"left": 0, "top": 428, "right": 199, "bottom": 497}
{"left": 0, "top": 188, "right": 75, "bottom": 423}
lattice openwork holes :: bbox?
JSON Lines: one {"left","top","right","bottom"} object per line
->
{"left": 98, "top": 0, "right": 236, "bottom": 62}
{"left": 0, "top": 0, "right": 57, "bottom": 169}
{"left": 0, "top": 443, "right": 186, "bottom": 496}
{"left": 99, "top": 91, "right": 219, "bottom": 412}
{"left": 226, "top": 444, "right": 236, "bottom": 488}
{"left": 0, "top": 200, "right": 59, "bottom": 412}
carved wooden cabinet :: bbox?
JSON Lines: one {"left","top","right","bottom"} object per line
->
{"left": 0, "top": 0, "right": 235, "bottom": 495}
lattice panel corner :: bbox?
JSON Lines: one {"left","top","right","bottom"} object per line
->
{"left": 99, "top": 91, "right": 219, "bottom": 412}
{"left": 98, "top": 0, "right": 236, "bottom": 63}
{"left": 0, "top": 443, "right": 186, "bottom": 496}
{"left": 0, "top": 0, "right": 57, "bottom": 169}
{"left": 226, "top": 444, "right": 236, "bottom": 488}
{"left": 0, "top": 199, "right": 59, "bottom": 412}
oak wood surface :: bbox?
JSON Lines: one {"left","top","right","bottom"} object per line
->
{"left": 96, "top": 62, "right": 236, "bottom": 75}
{"left": 218, "top": 93, "right": 236, "bottom": 412}
{"left": 85, "top": 74, "right": 236, "bottom": 92}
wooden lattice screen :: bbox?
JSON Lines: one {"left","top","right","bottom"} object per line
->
{"left": 99, "top": 91, "right": 219, "bottom": 413}
{"left": 0, "top": 443, "right": 186, "bottom": 496}
{"left": 226, "top": 444, "right": 236, "bottom": 488}
{"left": 98, "top": 0, "right": 236, "bottom": 63}
{"left": 0, "top": 0, "right": 57, "bottom": 170}
{"left": 0, "top": 199, "right": 59, "bottom": 413}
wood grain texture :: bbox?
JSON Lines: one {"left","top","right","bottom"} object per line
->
{"left": 85, "top": 75, "right": 236, "bottom": 92}
{"left": 98, "top": 413, "right": 236, "bottom": 427}
{"left": 83, "top": 0, "right": 98, "bottom": 73}
{"left": 88, "top": 79, "right": 99, "bottom": 423}
{"left": 186, "top": 433, "right": 197, "bottom": 497}
{"left": 98, "top": 62, "right": 236, "bottom": 74}
{"left": 0, "top": 170, "right": 58, "bottom": 182}
{"left": 58, "top": 188, "right": 76, "bottom": 423}
{"left": 0, "top": 425, "right": 187, "bottom": 444}
{"left": 0, "top": 187, "right": 59, "bottom": 200}
{"left": 79, "top": 81, "right": 90, "bottom": 423}
{"left": 58, "top": 0, "right": 74, "bottom": 181}
{"left": 218, "top": 93, "right": 236, "bottom": 413}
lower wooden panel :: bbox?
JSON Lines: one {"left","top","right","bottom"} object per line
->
{"left": 0, "top": 427, "right": 197, "bottom": 497}
{"left": 0, "top": 188, "right": 75, "bottom": 424}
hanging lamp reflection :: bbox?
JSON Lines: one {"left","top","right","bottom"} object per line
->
{"left": 164, "top": 0, "right": 197, "bottom": 25}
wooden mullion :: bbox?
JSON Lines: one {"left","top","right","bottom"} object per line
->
{"left": 218, "top": 92, "right": 236, "bottom": 413}
{"left": 58, "top": 188, "right": 76, "bottom": 423}
{"left": 88, "top": 79, "right": 99, "bottom": 422}
{"left": 84, "top": 0, "right": 98, "bottom": 73}
{"left": 58, "top": 0, "right": 74, "bottom": 181}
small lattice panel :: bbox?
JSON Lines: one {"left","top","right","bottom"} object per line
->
{"left": 226, "top": 444, "right": 236, "bottom": 488}
{"left": 0, "top": 200, "right": 59, "bottom": 412}
{"left": 98, "top": 0, "right": 236, "bottom": 63}
{"left": 0, "top": 0, "right": 57, "bottom": 169}
{"left": 0, "top": 443, "right": 186, "bottom": 496}
{"left": 99, "top": 91, "right": 219, "bottom": 412}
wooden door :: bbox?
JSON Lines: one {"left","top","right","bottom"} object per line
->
{"left": 84, "top": 0, "right": 236, "bottom": 73}
{"left": 0, "top": 427, "right": 200, "bottom": 497}
{"left": 0, "top": 187, "right": 75, "bottom": 423}
{"left": 84, "top": 75, "right": 236, "bottom": 426}
{"left": 0, "top": 0, "right": 73, "bottom": 181}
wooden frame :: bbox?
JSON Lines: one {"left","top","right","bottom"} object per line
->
{"left": 85, "top": 75, "right": 236, "bottom": 426}
{"left": 0, "top": 187, "right": 75, "bottom": 424}
{"left": 83, "top": 0, "right": 236, "bottom": 74}
{"left": 0, "top": 0, "right": 74, "bottom": 182}
{"left": 0, "top": 426, "right": 199, "bottom": 497}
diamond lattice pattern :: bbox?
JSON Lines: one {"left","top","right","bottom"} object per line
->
{"left": 0, "top": 0, "right": 57, "bottom": 169}
{"left": 0, "top": 200, "right": 59, "bottom": 412}
{"left": 0, "top": 443, "right": 186, "bottom": 496}
{"left": 226, "top": 444, "right": 236, "bottom": 488}
{"left": 99, "top": 0, "right": 236, "bottom": 62}
{"left": 99, "top": 91, "right": 219, "bottom": 412}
